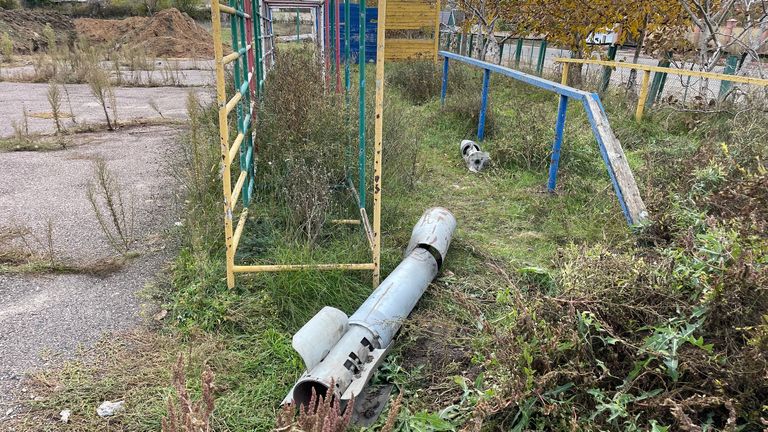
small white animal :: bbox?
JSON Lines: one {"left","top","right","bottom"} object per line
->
{"left": 460, "top": 139, "right": 491, "bottom": 173}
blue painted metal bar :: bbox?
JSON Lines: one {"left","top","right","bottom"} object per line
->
{"left": 439, "top": 51, "right": 590, "bottom": 101}
{"left": 547, "top": 95, "right": 568, "bottom": 191}
{"left": 440, "top": 56, "right": 449, "bottom": 106}
{"left": 439, "top": 51, "right": 641, "bottom": 225}
{"left": 477, "top": 68, "right": 491, "bottom": 140}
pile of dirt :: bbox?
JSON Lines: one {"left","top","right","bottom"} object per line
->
{"left": 75, "top": 8, "right": 218, "bottom": 58}
{"left": 0, "top": 9, "right": 76, "bottom": 54}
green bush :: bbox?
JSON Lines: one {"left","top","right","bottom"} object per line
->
{"left": 255, "top": 48, "right": 349, "bottom": 242}
{"left": 387, "top": 60, "right": 471, "bottom": 105}
{"left": 0, "top": 0, "right": 19, "bottom": 9}
{"left": 442, "top": 85, "right": 496, "bottom": 138}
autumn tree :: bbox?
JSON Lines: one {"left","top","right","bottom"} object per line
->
{"left": 678, "top": 0, "right": 768, "bottom": 75}
{"left": 508, "top": 0, "right": 688, "bottom": 85}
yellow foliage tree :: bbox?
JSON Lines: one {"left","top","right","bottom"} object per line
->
{"left": 508, "top": 0, "right": 689, "bottom": 84}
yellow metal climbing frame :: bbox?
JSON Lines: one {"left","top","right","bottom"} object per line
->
{"left": 211, "top": 0, "right": 385, "bottom": 288}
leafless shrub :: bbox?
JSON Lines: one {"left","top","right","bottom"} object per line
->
{"left": 10, "top": 104, "right": 32, "bottom": 147}
{"left": 0, "top": 226, "right": 33, "bottom": 265}
{"left": 86, "top": 158, "right": 135, "bottom": 255}
{"left": 112, "top": 56, "right": 124, "bottom": 86}
{"left": 42, "top": 24, "right": 57, "bottom": 55}
{"left": 161, "top": 353, "right": 215, "bottom": 432}
{"left": 86, "top": 66, "right": 117, "bottom": 130}
{"left": 47, "top": 81, "right": 65, "bottom": 139}
{"left": 62, "top": 83, "right": 77, "bottom": 124}
{"left": 275, "top": 385, "right": 352, "bottom": 432}
{"left": 283, "top": 162, "right": 332, "bottom": 245}
{"left": 160, "top": 58, "right": 182, "bottom": 86}
{"left": 0, "top": 220, "right": 57, "bottom": 268}
{"left": 32, "top": 54, "right": 55, "bottom": 82}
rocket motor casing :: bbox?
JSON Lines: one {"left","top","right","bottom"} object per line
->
{"left": 286, "top": 207, "right": 457, "bottom": 406}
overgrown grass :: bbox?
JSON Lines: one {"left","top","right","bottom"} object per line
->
{"left": 11, "top": 57, "right": 767, "bottom": 432}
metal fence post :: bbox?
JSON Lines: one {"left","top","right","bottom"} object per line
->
{"left": 441, "top": 56, "right": 449, "bottom": 106}
{"left": 719, "top": 54, "right": 739, "bottom": 99}
{"left": 528, "top": 39, "right": 535, "bottom": 67}
{"left": 548, "top": 95, "right": 569, "bottom": 191}
{"left": 635, "top": 69, "right": 651, "bottom": 121}
{"left": 599, "top": 44, "right": 617, "bottom": 93}
{"left": 514, "top": 37, "right": 523, "bottom": 68}
{"left": 478, "top": 68, "right": 490, "bottom": 140}
{"left": 645, "top": 57, "right": 670, "bottom": 110}
{"left": 536, "top": 39, "right": 547, "bottom": 75}
{"left": 561, "top": 62, "right": 569, "bottom": 85}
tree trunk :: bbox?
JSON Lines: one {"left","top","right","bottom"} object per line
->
{"left": 626, "top": 16, "right": 647, "bottom": 95}
{"left": 569, "top": 42, "right": 584, "bottom": 87}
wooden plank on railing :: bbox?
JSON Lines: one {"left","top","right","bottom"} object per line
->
{"left": 583, "top": 96, "right": 648, "bottom": 224}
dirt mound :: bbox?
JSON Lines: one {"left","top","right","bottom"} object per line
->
{"left": 75, "top": 8, "right": 219, "bottom": 58}
{"left": 0, "top": 9, "right": 76, "bottom": 54}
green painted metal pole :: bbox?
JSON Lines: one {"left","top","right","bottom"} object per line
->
{"left": 358, "top": 0, "right": 366, "bottom": 208}
{"left": 536, "top": 39, "right": 547, "bottom": 75}
{"left": 656, "top": 67, "right": 669, "bottom": 102}
{"left": 230, "top": 0, "right": 247, "bottom": 204}
{"left": 719, "top": 54, "right": 739, "bottom": 99}
{"left": 498, "top": 39, "right": 504, "bottom": 65}
{"left": 599, "top": 44, "right": 617, "bottom": 93}
{"left": 252, "top": 0, "right": 263, "bottom": 96}
{"left": 645, "top": 57, "right": 671, "bottom": 110}
{"left": 514, "top": 37, "right": 523, "bottom": 68}
{"left": 468, "top": 33, "right": 474, "bottom": 57}
{"left": 528, "top": 39, "right": 534, "bottom": 67}
{"left": 296, "top": 8, "right": 300, "bottom": 41}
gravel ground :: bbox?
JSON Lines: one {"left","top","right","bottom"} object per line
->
{"left": 0, "top": 124, "right": 186, "bottom": 421}
{"left": 0, "top": 81, "right": 213, "bottom": 137}
{"left": 0, "top": 63, "right": 216, "bottom": 88}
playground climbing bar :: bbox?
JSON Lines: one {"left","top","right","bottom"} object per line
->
{"left": 439, "top": 50, "right": 649, "bottom": 226}
{"left": 211, "top": 0, "right": 382, "bottom": 288}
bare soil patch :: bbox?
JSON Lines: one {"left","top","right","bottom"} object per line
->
{"left": 0, "top": 9, "right": 76, "bottom": 54}
{"left": 75, "top": 8, "right": 220, "bottom": 58}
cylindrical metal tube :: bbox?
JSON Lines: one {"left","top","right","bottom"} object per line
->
{"left": 293, "top": 325, "right": 375, "bottom": 406}
{"left": 288, "top": 208, "right": 457, "bottom": 406}
{"left": 404, "top": 207, "right": 457, "bottom": 267}
{"left": 349, "top": 248, "right": 439, "bottom": 347}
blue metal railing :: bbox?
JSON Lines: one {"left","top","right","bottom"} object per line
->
{"left": 438, "top": 50, "right": 648, "bottom": 225}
